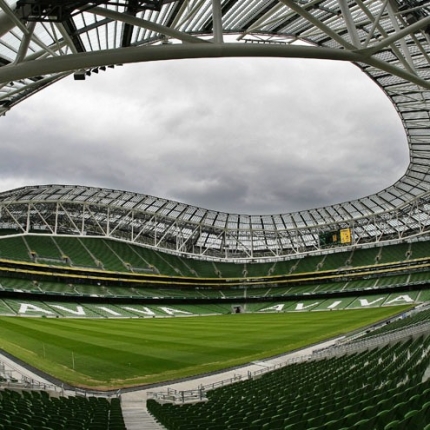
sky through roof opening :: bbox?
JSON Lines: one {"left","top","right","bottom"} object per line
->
{"left": 1, "top": 56, "right": 408, "bottom": 215}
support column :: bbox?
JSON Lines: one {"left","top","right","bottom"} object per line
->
{"left": 0, "top": 1, "right": 17, "bottom": 38}
{"left": 15, "top": 21, "right": 36, "bottom": 64}
{"left": 338, "top": 1, "right": 361, "bottom": 48}
{"left": 212, "top": 0, "right": 223, "bottom": 43}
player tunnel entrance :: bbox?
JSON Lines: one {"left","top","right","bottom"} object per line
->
{"left": 232, "top": 305, "right": 244, "bottom": 314}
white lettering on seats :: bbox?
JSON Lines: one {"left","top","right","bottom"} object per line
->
{"left": 97, "top": 307, "right": 122, "bottom": 316}
{"left": 258, "top": 304, "right": 285, "bottom": 312}
{"left": 358, "top": 298, "right": 384, "bottom": 307}
{"left": 122, "top": 306, "right": 156, "bottom": 316}
{"left": 327, "top": 301, "right": 342, "bottom": 309}
{"left": 18, "top": 303, "right": 53, "bottom": 314}
{"left": 385, "top": 295, "right": 414, "bottom": 304}
{"left": 294, "top": 302, "right": 319, "bottom": 311}
{"left": 159, "top": 307, "right": 192, "bottom": 315}
{"left": 51, "top": 305, "right": 86, "bottom": 315}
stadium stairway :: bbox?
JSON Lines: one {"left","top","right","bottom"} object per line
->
{"left": 121, "top": 392, "right": 166, "bottom": 430}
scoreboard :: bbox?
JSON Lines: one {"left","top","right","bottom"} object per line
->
{"left": 319, "top": 228, "right": 352, "bottom": 247}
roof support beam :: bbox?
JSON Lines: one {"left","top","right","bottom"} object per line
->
{"left": 1, "top": 42, "right": 429, "bottom": 89}
{"left": 362, "top": 0, "right": 389, "bottom": 48}
{"left": 278, "top": 0, "right": 356, "bottom": 51}
{"left": 359, "top": 14, "right": 430, "bottom": 56}
{"left": 0, "top": 1, "right": 17, "bottom": 37}
{"left": 61, "top": 18, "right": 86, "bottom": 53}
{"left": 211, "top": 0, "right": 223, "bottom": 44}
{"left": 338, "top": 0, "right": 361, "bottom": 48}
{"left": 0, "top": 0, "right": 29, "bottom": 34}
{"left": 14, "top": 21, "right": 36, "bottom": 64}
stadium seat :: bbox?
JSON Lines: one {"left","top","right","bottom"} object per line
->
{"left": 384, "top": 420, "right": 401, "bottom": 430}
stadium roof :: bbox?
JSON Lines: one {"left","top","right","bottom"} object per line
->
{"left": 1, "top": 0, "right": 430, "bottom": 259}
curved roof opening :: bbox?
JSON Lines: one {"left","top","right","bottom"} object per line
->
{"left": 1, "top": 56, "right": 408, "bottom": 215}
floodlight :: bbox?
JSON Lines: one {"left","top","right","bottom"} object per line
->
{"left": 73, "top": 71, "right": 85, "bottom": 80}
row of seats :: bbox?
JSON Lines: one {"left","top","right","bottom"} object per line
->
{"left": 359, "top": 308, "right": 430, "bottom": 339}
{"left": 0, "top": 389, "right": 125, "bottom": 430}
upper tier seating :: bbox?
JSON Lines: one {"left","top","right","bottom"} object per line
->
{"left": 1, "top": 234, "right": 429, "bottom": 280}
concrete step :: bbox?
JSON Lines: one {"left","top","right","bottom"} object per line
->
{"left": 122, "top": 398, "right": 165, "bottom": 430}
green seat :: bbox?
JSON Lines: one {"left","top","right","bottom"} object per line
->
{"left": 18, "top": 424, "right": 34, "bottom": 430}
{"left": 403, "top": 408, "right": 427, "bottom": 429}
{"left": 343, "top": 411, "right": 362, "bottom": 427}
{"left": 307, "top": 415, "right": 325, "bottom": 428}
{"left": 375, "top": 409, "right": 392, "bottom": 428}
{"left": 408, "top": 394, "right": 421, "bottom": 408}
{"left": 384, "top": 420, "right": 401, "bottom": 430}
{"left": 392, "top": 401, "right": 408, "bottom": 421}
{"left": 356, "top": 417, "right": 378, "bottom": 430}
{"left": 323, "top": 419, "right": 344, "bottom": 429}
{"left": 404, "top": 409, "right": 419, "bottom": 419}
{"left": 422, "top": 401, "right": 430, "bottom": 413}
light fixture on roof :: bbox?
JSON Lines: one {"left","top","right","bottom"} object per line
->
{"left": 73, "top": 71, "right": 85, "bottom": 80}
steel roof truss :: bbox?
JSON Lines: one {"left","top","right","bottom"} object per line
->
{"left": 56, "top": 203, "right": 83, "bottom": 235}
{"left": 224, "top": 230, "right": 252, "bottom": 258}
{"left": 14, "top": 21, "right": 35, "bottom": 63}
{"left": 1, "top": 204, "right": 26, "bottom": 232}
{"left": 82, "top": 204, "right": 108, "bottom": 235}
{"left": 28, "top": 203, "right": 55, "bottom": 234}
{"left": 175, "top": 223, "right": 201, "bottom": 253}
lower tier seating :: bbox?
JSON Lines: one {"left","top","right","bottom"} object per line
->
{"left": 0, "top": 390, "right": 125, "bottom": 430}
{"left": 148, "top": 335, "right": 430, "bottom": 430}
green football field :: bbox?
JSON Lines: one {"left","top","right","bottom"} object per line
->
{"left": 0, "top": 306, "right": 410, "bottom": 390}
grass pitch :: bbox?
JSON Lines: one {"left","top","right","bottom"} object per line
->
{"left": 0, "top": 306, "right": 410, "bottom": 390}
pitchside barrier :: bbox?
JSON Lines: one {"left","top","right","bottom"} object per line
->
{"left": 0, "top": 352, "right": 121, "bottom": 400}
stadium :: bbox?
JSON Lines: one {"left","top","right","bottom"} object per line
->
{"left": 1, "top": 0, "right": 430, "bottom": 429}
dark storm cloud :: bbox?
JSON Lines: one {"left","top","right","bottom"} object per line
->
{"left": 0, "top": 57, "right": 409, "bottom": 214}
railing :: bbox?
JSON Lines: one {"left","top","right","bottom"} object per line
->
{"left": 0, "top": 353, "right": 58, "bottom": 393}
{"left": 148, "top": 387, "right": 208, "bottom": 404}
{"left": 0, "top": 373, "right": 60, "bottom": 394}
{"left": 324, "top": 321, "right": 430, "bottom": 356}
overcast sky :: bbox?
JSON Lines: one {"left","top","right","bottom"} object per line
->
{"left": 1, "top": 56, "right": 409, "bottom": 215}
